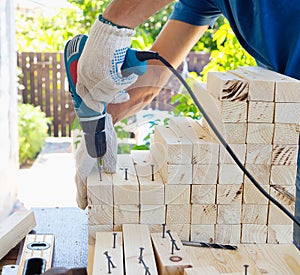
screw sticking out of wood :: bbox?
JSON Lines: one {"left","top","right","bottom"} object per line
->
{"left": 162, "top": 223, "right": 166, "bottom": 238}
{"left": 151, "top": 164, "right": 155, "bottom": 181}
{"left": 125, "top": 168, "right": 128, "bottom": 180}
{"left": 112, "top": 232, "right": 117, "bottom": 249}
{"left": 166, "top": 230, "right": 180, "bottom": 251}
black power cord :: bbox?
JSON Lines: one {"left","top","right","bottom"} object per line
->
{"left": 135, "top": 50, "right": 300, "bottom": 227}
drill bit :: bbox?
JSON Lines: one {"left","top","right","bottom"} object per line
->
{"left": 97, "top": 157, "right": 103, "bottom": 181}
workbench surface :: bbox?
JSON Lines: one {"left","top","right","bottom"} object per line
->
{"left": 1, "top": 207, "right": 300, "bottom": 274}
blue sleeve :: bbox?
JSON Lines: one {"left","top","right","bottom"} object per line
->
{"left": 169, "top": 0, "right": 221, "bottom": 27}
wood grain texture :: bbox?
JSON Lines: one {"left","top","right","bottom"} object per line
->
{"left": 275, "top": 103, "right": 300, "bottom": 124}
{"left": 219, "top": 144, "right": 246, "bottom": 164}
{"left": 218, "top": 164, "right": 244, "bottom": 185}
{"left": 215, "top": 225, "right": 241, "bottom": 244}
{"left": 243, "top": 184, "right": 269, "bottom": 205}
{"left": 122, "top": 224, "right": 158, "bottom": 275}
{"left": 191, "top": 204, "right": 217, "bottom": 225}
{"left": 114, "top": 205, "right": 140, "bottom": 225}
{"left": 160, "top": 163, "right": 193, "bottom": 185}
{"left": 169, "top": 117, "right": 219, "bottom": 164}
{"left": 92, "top": 232, "right": 123, "bottom": 275}
{"left": 267, "top": 225, "right": 293, "bottom": 244}
{"left": 273, "top": 124, "right": 300, "bottom": 145}
{"left": 230, "top": 67, "right": 275, "bottom": 102}
{"left": 248, "top": 101, "right": 274, "bottom": 123}
{"left": 151, "top": 232, "right": 193, "bottom": 275}
{"left": 88, "top": 205, "right": 113, "bottom": 225}
{"left": 191, "top": 185, "right": 216, "bottom": 204}
{"left": 247, "top": 123, "right": 274, "bottom": 144}
{"left": 140, "top": 205, "right": 166, "bottom": 225}
{"left": 217, "top": 205, "right": 241, "bottom": 225}
{"left": 242, "top": 204, "right": 268, "bottom": 225}
{"left": 246, "top": 144, "right": 272, "bottom": 165}
{"left": 193, "top": 164, "right": 218, "bottom": 185}
{"left": 241, "top": 224, "right": 267, "bottom": 244}
{"left": 272, "top": 145, "right": 298, "bottom": 166}
{"left": 113, "top": 154, "right": 139, "bottom": 205}
{"left": 165, "top": 185, "right": 191, "bottom": 205}
{"left": 166, "top": 205, "right": 191, "bottom": 225}
{"left": 207, "top": 71, "right": 249, "bottom": 101}
{"left": 270, "top": 165, "right": 297, "bottom": 186}
{"left": 244, "top": 164, "right": 270, "bottom": 185}
{"left": 217, "top": 184, "right": 243, "bottom": 205}
{"left": 190, "top": 224, "right": 215, "bottom": 243}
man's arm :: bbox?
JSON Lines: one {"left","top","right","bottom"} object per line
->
{"left": 103, "top": 0, "right": 173, "bottom": 29}
{"left": 108, "top": 19, "right": 208, "bottom": 123}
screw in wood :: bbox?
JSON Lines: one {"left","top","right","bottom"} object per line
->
{"left": 104, "top": 251, "right": 116, "bottom": 274}
{"left": 139, "top": 247, "right": 144, "bottom": 263}
{"left": 162, "top": 223, "right": 166, "bottom": 238}
{"left": 112, "top": 232, "right": 117, "bottom": 248}
{"left": 140, "top": 258, "right": 151, "bottom": 275}
{"left": 171, "top": 239, "right": 176, "bottom": 255}
{"left": 244, "top": 264, "right": 249, "bottom": 275}
{"left": 166, "top": 230, "right": 180, "bottom": 251}
{"left": 125, "top": 168, "right": 128, "bottom": 180}
{"left": 151, "top": 164, "right": 155, "bottom": 181}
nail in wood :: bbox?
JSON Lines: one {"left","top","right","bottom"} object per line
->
{"left": 244, "top": 264, "right": 249, "bottom": 275}
{"left": 125, "top": 168, "right": 128, "bottom": 180}
{"left": 112, "top": 232, "right": 117, "bottom": 248}
{"left": 166, "top": 230, "right": 180, "bottom": 250}
{"left": 162, "top": 223, "right": 166, "bottom": 238}
{"left": 139, "top": 247, "right": 144, "bottom": 263}
{"left": 151, "top": 164, "right": 155, "bottom": 181}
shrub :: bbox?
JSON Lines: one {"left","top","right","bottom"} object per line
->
{"left": 18, "top": 103, "right": 51, "bottom": 167}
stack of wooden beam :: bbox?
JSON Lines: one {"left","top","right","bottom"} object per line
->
{"left": 87, "top": 66, "right": 300, "bottom": 245}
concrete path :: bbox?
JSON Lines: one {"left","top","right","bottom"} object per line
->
{"left": 17, "top": 137, "right": 78, "bottom": 208}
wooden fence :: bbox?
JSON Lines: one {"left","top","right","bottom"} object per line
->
{"left": 17, "top": 51, "right": 210, "bottom": 137}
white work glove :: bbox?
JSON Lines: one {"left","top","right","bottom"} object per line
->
{"left": 74, "top": 114, "right": 117, "bottom": 209}
{"left": 77, "top": 19, "right": 137, "bottom": 112}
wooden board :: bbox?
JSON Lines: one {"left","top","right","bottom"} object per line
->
{"left": 88, "top": 205, "right": 113, "bottom": 226}
{"left": 132, "top": 150, "right": 164, "bottom": 205}
{"left": 193, "top": 164, "right": 218, "bottom": 185}
{"left": 92, "top": 232, "right": 123, "bottom": 275}
{"left": 191, "top": 205, "right": 217, "bottom": 225}
{"left": 17, "top": 234, "right": 54, "bottom": 275}
{"left": 246, "top": 123, "right": 274, "bottom": 144}
{"left": 122, "top": 224, "right": 158, "bottom": 275}
{"left": 169, "top": 117, "right": 219, "bottom": 164}
{"left": 248, "top": 101, "right": 274, "bottom": 123}
{"left": 230, "top": 67, "right": 275, "bottom": 101}
{"left": 87, "top": 166, "right": 113, "bottom": 205}
{"left": 275, "top": 103, "right": 300, "bottom": 124}
{"left": 206, "top": 71, "right": 249, "bottom": 101}
{"left": 152, "top": 124, "right": 193, "bottom": 164}
{"left": 165, "top": 185, "right": 190, "bottom": 205}
{"left": 113, "top": 154, "right": 139, "bottom": 205}
{"left": 160, "top": 163, "right": 193, "bottom": 185}
{"left": 151, "top": 232, "right": 193, "bottom": 275}
{"left": 273, "top": 124, "right": 300, "bottom": 145}
{"left": 0, "top": 210, "right": 36, "bottom": 260}
{"left": 191, "top": 185, "right": 216, "bottom": 204}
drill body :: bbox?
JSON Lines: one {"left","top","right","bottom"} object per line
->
{"left": 64, "top": 34, "right": 146, "bottom": 179}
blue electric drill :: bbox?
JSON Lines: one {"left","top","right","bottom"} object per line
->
{"left": 64, "top": 34, "right": 146, "bottom": 180}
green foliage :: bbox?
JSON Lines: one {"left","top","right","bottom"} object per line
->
{"left": 201, "top": 20, "right": 256, "bottom": 81}
{"left": 18, "top": 103, "right": 51, "bottom": 166}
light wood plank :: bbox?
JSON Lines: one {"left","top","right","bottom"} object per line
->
{"left": 242, "top": 204, "right": 268, "bottom": 225}
{"left": 193, "top": 164, "right": 218, "bottom": 185}
{"left": 160, "top": 163, "right": 193, "bottom": 185}
{"left": 230, "top": 67, "right": 275, "bottom": 101}
{"left": 151, "top": 232, "right": 193, "bottom": 275}
{"left": 153, "top": 124, "right": 193, "bottom": 164}
{"left": 166, "top": 224, "right": 191, "bottom": 242}
{"left": 219, "top": 144, "right": 246, "bottom": 164}
{"left": 215, "top": 225, "right": 241, "bottom": 244}
{"left": 165, "top": 185, "right": 190, "bottom": 205}
{"left": 122, "top": 224, "right": 158, "bottom": 275}
{"left": 191, "top": 204, "right": 217, "bottom": 224}
{"left": 244, "top": 244, "right": 300, "bottom": 274}
{"left": 246, "top": 144, "right": 272, "bottom": 165}
{"left": 217, "top": 205, "right": 241, "bottom": 225}
{"left": 92, "top": 232, "right": 123, "bottom": 275}
{"left": 217, "top": 185, "right": 243, "bottom": 205}
{"left": 272, "top": 145, "right": 298, "bottom": 166}
{"left": 273, "top": 124, "right": 300, "bottom": 145}
{"left": 242, "top": 66, "right": 300, "bottom": 103}
{"left": 206, "top": 71, "right": 249, "bottom": 101}
{"left": 186, "top": 243, "right": 262, "bottom": 274}
{"left": 218, "top": 164, "right": 244, "bottom": 185}
{"left": 184, "top": 266, "right": 220, "bottom": 275}
{"left": 0, "top": 210, "right": 36, "bottom": 260}
{"left": 241, "top": 224, "right": 267, "bottom": 244}
{"left": 113, "top": 154, "right": 139, "bottom": 205}
{"left": 166, "top": 205, "right": 191, "bottom": 225}
{"left": 248, "top": 101, "right": 274, "bottom": 123}
{"left": 268, "top": 204, "right": 294, "bottom": 225}
{"left": 88, "top": 205, "right": 113, "bottom": 225}
{"left": 190, "top": 224, "right": 215, "bottom": 243}
{"left": 243, "top": 184, "right": 269, "bottom": 205}
{"left": 132, "top": 150, "right": 164, "bottom": 205}
{"left": 169, "top": 117, "right": 219, "bottom": 164}
{"left": 244, "top": 164, "right": 270, "bottom": 185}
{"left": 140, "top": 205, "right": 166, "bottom": 225}
{"left": 269, "top": 185, "right": 295, "bottom": 206}
{"left": 114, "top": 205, "right": 139, "bottom": 225}
{"left": 247, "top": 123, "right": 274, "bottom": 144}
{"left": 270, "top": 165, "right": 297, "bottom": 186}
{"left": 191, "top": 185, "right": 216, "bottom": 204}
{"left": 87, "top": 166, "right": 113, "bottom": 205}
{"left": 275, "top": 103, "right": 300, "bottom": 125}
{"left": 88, "top": 225, "right": 114, "bottom": 245}
{"left": 221, "top": 123, "right": 247, "bottom": 144}
{"left": 267, "top": 225, "right": 293, "bottom": 244}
